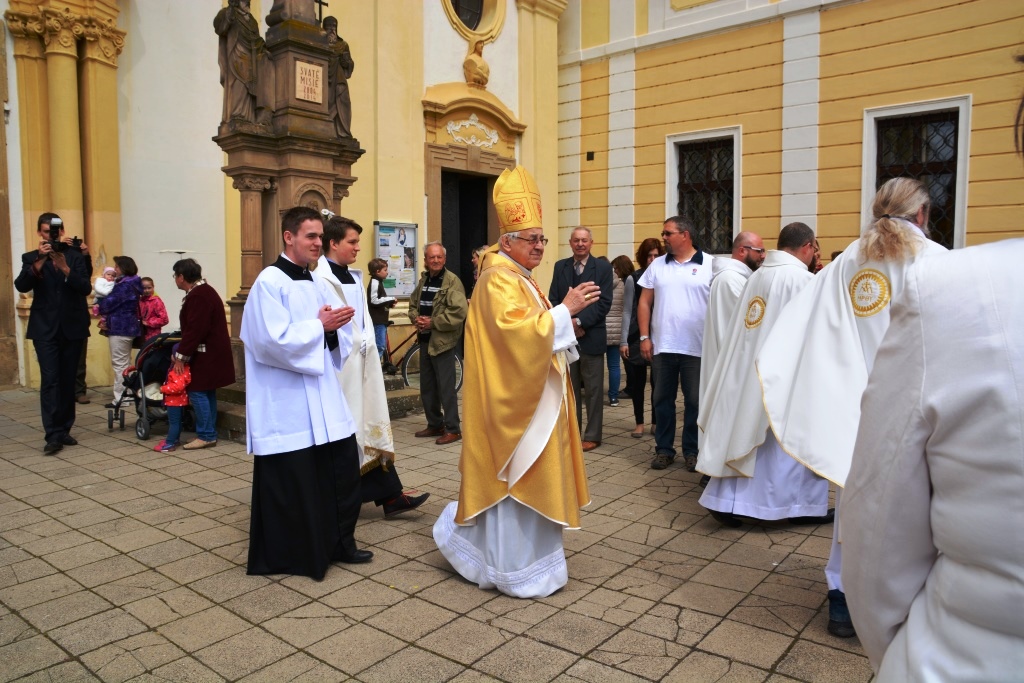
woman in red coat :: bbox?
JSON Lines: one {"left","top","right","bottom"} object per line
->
{"left": 170, "top": 259, "right": 235, "bottom": 449}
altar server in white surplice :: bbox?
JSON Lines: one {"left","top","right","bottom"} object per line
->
{"left": 314, "top": 214, "right": 429, "bottom": 519}
{"left": 697, "top": 231, "right": 764, "bottom": 456}
{"left": 842, "top": 239, "right": 1024, "bottom": 682}
{"left": 756, "top": 178, "right": 946, "bottom": 638}
{"left": 698, "top": 223, "right": 830, "bottom": 527}
{"left": 242, "top": 206, "right": 374, "bottom": 581}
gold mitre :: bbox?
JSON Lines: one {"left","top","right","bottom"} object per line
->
{"left": 493, "top": 165, "right": 543, "bottom": 234}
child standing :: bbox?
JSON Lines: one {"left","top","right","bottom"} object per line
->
{"left": 366, "top": 258, "right": 396, "bottom": 361}
{"left": 139, "top": 277, "right": 170, "bottom": 342}
{"left": 155, "top": 344, "right": 190, "bottom": 453}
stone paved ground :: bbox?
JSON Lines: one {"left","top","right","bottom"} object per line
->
{"left": 0, "top": 386, "right": 873, "bottom": 682}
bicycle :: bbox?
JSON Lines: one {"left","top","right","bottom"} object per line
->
{"left": 382, "top": 322, "right": 463, "bottom": 392}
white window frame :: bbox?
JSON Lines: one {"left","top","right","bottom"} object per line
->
{"left": 665, "top": 126, "right": 742, "bottom": 250}
{"left": 861, "top": 96, "right": 971, "bottom": 249}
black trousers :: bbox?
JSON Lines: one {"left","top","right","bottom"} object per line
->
{"left": 247, "top": 435, "right": 362, "bottom": 581}
{"left": 625, "top": 360, "right": 656, "bottom": 426}
{"left": 361, "top": 461, "right": 403, "bottom": 506}
{"left": 75, "top": 338, "right": 88, "bottom": 397}
{"left": 33, "top": 334, "right": 83, "bottom": 443}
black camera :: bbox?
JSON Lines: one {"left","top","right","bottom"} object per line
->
{"left": 46, "top": 218, "right": 80, "bottom": 253}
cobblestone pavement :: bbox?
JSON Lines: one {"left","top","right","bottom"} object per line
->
{"left": 0, "top": 387, "right": 873, "bottom": 682}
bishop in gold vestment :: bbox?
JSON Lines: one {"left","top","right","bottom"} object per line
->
{"left": 433, "top": 166, "right": 595, "bottom": 598}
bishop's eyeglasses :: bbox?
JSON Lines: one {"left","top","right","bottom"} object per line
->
{"left": 509, "top": 235, "right": 549, "bottom": 246}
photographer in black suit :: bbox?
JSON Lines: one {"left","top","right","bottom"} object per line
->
{"left": 14, "top": 213, "right": 92, "bottom": 455}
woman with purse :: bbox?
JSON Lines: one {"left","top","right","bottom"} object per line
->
{"left": 619, "top": 238, "right": 662, "bottom": 438}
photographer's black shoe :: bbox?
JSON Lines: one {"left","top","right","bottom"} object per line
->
{"left": 60, "top": 435, "right": 78, "bottom": 446}
{"left": 43, "top": 441, "right": 63, "bottom": 456}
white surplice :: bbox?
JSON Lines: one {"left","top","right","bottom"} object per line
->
{"left": 240, "top": 257, "right": 355, "bottom": 456}
{"left": 697, "top": 250, "right": 827, "bottom": 519}
{"left": 842, "top": 240, "right": 1024, "bottom": 682}
{"left": 314, "top": 256, "right": 395, "bottom": 471}
{"left": 433, "top": 252, "right": 582, "bottom": 598}
{"left": 698, "top": 257, "right": 752, "bottom": 453}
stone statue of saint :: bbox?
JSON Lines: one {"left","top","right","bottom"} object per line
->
{"left": 214, "top": 0, "right": 262, "bottom": 124}
{"left": 324, "top": 17, "right": 354, "bottom": 138}
{"left": 463, "top": 40, "right": 489, "bottom": 90}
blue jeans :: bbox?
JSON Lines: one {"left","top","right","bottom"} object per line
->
{"left": 187, "top": 389, "right": 218, "bottom": 442}
{"left": 374, "top": 324, "right": 388, "bottom": 360}
{"left": 606, "top": 345, "right": 621, "bottom": 401}
{"left": 166, "top": 406, "right": 183, "bottom": 446}
{"left": 651, "top": 353, "right": 701, "bottom": 458}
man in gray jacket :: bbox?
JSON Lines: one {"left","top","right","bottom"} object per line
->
{"left": 408, "top": 242, "right": 468, "bottom": 445}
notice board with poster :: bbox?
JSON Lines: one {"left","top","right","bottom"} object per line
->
{"left": 373, "top": 221, "right": 418, "bottom": 298}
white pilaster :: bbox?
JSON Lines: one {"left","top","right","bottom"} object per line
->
{"left": 780, "top": 11, "right": 820, "bottom": 230}
{"left": 606, "top": 51, "right": 635, "bottom": 259}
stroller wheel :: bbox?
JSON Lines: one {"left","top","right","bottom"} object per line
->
{"left": 107, "top": 410, "right": 114, "bottom": 430}
{"left": 135, "top": 418, "right": 150, "bottom": 440}
{"left": 119, "top": 410, "right": 126, "bottom": 431}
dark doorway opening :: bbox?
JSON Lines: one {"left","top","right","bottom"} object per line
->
{"left": 441, "top": 171, "right": 489, "bottom": 296}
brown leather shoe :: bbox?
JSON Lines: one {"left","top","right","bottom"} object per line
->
{"left": 581, "top": 441, "right": 600, "bottom": 452}
{"left": 414, "top": 426, "right": 445, "bottom": 438}
{"left": 435, "top": 432, "right": 462, "bottom": 445}
{"left": 75, "top": 394, "right": 90, "bottom": 404}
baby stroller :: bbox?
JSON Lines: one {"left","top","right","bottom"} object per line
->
{"left": 107, "top": 331, "right": 194, "bottom": 440}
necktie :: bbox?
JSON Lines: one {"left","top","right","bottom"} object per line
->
{"left": 574, "top": 261, "right": 583, "bottom": 277}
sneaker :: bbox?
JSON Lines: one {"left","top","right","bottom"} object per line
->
{"left": 153, "top": 440, "right": 178, "bottom": 453}
{"left": 650, "top": 453, "right": 674, "bottom": 470}
{"left": 609, "top": 398, "right": 620, "bottom": 407}
{"left": 827, "top": 589, "right": 857, "bottom": 638}
{"left": 683, "top": 454, "right": 698, "bottom": 472}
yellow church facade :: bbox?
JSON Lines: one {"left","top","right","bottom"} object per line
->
{"left": 557, "top": 0, "right": 1024, "bottom": 261}
{"left": 1, "top": 0, "right": 566, "bottom": 388}
{"left": 2, "top": 0, "right": 1023, "bottom": 388}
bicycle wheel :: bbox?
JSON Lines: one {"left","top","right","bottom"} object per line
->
{"left": 401, "top": 343, "right": 422, "bottom": 389}
{"left": 454, "top": 352, "right": 464, "bottom": 392}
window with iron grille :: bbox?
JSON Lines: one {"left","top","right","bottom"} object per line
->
{"left": 676, "top": 137, "right": 734, "bottom": 254}
{"left": 876, "top": 110, "right": 958, "bottom": 249}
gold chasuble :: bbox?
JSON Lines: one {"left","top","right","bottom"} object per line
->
{"left": 455, "top": 252, "right": 590, "bottom": 528}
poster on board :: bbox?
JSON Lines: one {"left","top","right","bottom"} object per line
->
{"left": 373, "top": 221, "right": 418, "bottom": 298}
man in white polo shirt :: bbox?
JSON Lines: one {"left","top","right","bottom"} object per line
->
{"left": 637, "top": 215, "right": 713, "bottom": 472}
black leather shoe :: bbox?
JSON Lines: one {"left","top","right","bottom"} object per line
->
{"left": 709, "top": 509, "right": 743, "bottom": 528}
{"left": 338, "top": 549, "right": 374, "bottom": 564}
{"left": 60, "top": 435, "right": 78, "bottom": 446}
{"left": 383, "top": 492, "right": 430, "bottom": 519}
{"left": 789, "top": 508, "right": 835, "bottom": 526}
{"left": 43, "top": 441, "right": 63, "bottom": 456}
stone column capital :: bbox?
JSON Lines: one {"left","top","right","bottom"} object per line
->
{"left": 80, "top": 16, "right": 125, "bottom": 67}
{"left": 515, "top": 0, "right": 568, "bottom": 21}
{"left": 232, "top": 174, "right": 273, "bottom": 192}
{"left": 40, "top": 7, "right": 84, "bottom": 58}
{"left": 4, "top": 10, "right": 45, "bottom": 58}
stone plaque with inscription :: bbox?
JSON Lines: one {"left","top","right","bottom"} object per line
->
{"left": 295, "top": 61, "right": 324, "bottom": 104}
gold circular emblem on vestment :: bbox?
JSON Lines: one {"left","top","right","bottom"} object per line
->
{"left": 849, "top": 269, "right": 891, "bottom": 317}
{"left": 745, "top": 296, "right": 766, "bottom": 329}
